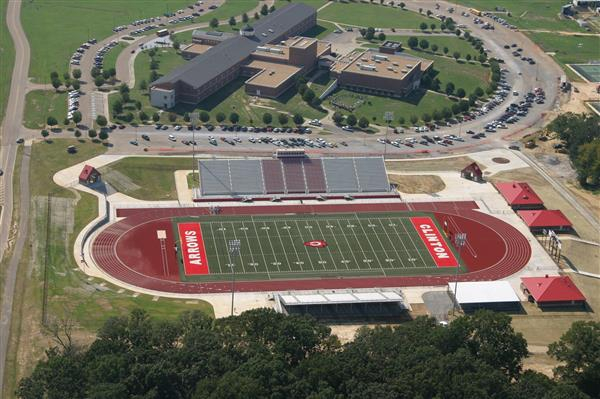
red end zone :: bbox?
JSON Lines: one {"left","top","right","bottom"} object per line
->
{"left": 177, "top": 222, "right": 210, "bottom": 275}
{"left": 410, "top": 217, "right": 458, "bottom": 267}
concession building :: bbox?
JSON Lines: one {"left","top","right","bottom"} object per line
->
{"left": 150, "top": 3, "right": 433, "bottom": 108}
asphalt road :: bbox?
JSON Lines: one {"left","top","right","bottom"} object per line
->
{"left": 0, "top": 0, "right": 30, "bottom": 393}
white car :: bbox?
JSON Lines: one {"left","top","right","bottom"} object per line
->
{"left": 168, "top": 134, "right": 176, "bottom": 141}
{"left": 174, "top": 125, "right": 182, "bottom": 131}
{"left": 341, "top": 126, "right": 353, "bottom": 132}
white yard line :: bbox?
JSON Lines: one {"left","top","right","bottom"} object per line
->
{"left": 282, "top": 221, "right": 306, "bottom": 271}
{"left": 294, "top": 220, "right": 318, "bottom": 271}
{"left": 240, "top": 221, "right": 259, "bottom": 273}
{"left": 398, "top": 218, "right": 430, "bottom": 267}
{"left": 376, "top": 218, "right": 407, "bottom": 269}
{"left": 335, "top": 219, "right": 362, "bottom": 270}
{"left": 344, "top": 218, "right": 375, "bottom": 270}
{"left": 355, "top": 216, "right": 386, "bottom": 275}
{"left": 262, "top": 221, "right": 283, "bottom": 272}
{"left": 206, "top": 223, "right": 225, "bottom": 274}
{"left": 385, "top": 218, "right": 414, "bottom": 268}
{"left": 249, "top": 216, "right": 272, "bottom": 280}
{"left": 228, "top": 222, "right": 247, "bottom": 274}
{"left": 316, "top": 220, "right": 347, "bottom": 271}
{"left": 273, "top": 221, "right": 293, "bottom": 271}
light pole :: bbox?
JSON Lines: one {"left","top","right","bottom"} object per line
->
{"left": 452, "top": 232, "right": 467, "bottom": 316}
{"left": 227, "top": 239, "right": 241, "bottom": 316}
{"left": 383, "top": 111, "right": 393, "bottom": 159}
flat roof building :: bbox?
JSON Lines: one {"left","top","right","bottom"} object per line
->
{"left": 330, "top": 50, "right": 433, "bottom": 98}
{"left": 448, "top": 281, "right": 521, "bottom": 312}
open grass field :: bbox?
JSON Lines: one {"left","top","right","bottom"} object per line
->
{"left": 525, "top": 32, "right": 600, "bottom": 80}
{"left": 173, "top": 212, "right": 465, "bottom": 282}
{"left": 102, "top": 41, "right": 127, "bottom": 74}
{"left": 99, "top": 156, "right": 190, "bottom": 201}
{"left": 386, "top": 156, "right": 480, "bottom": 172}
{"left": 4, "top": 139, "right": 214, "bottom": 397}
{"left": 23, "top": 90, "right": 67, "bottom": 129}
{"left": 304, "top": 20, "right": 338, "bottom": 39}
{"left": 328, "top": 88, "right": 453, "bottom": 125}
{"left": 0, "top": 0, "right": 14, "bottom": 124}
{"left": 318, "top": 2, "right": 431, "bottom": 29}
{"left": 451, "top": 0, "right": 586, "bottom": 32}
{"left": 21, "top": 0, "right": 193, "bottom": 82}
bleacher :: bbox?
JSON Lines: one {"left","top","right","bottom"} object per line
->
{"left": 197, "top": 156, "right": 391, "bottom": 198}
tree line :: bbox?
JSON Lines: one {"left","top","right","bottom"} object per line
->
{"left": 17, "top": 308, "right": 598, "bottom": 398}
{"left": 548, "top": 112, "right": 600, "bottom": 188}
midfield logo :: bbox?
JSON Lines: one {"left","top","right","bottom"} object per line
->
{"left": 304, "top": 240, "right": 328, "bottom": 248}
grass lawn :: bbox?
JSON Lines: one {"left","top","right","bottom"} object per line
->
{"left": 525, "top": 32, "right": 600, "bottom": 80}
{"left": 451, "top": 0, "right": 586, "bottom": 32}
{"left": 21, "top": 0, "right": 194, "bottom": 82}
{"left": 24, "top": 90, "right": 67, "bottom": 129}
{"left": 386, "top": 156, "right": 480, "bottom": 172}
{"left": 318, "top": 2, "right": 431, "bottom": 29}
{"left": 99, "top": 156, "right": 192, "bottom": 200}
{"left": 194, "top": 0, "right": 261, "bottom": 24}
{"left": 277, "top": 0, "right": 328, "bottom": 9}
{"left": 0, "top": 0, "right": 14, "bottom": 123}
{"left": 305, "top": 20, "right": 338, "bottom": 39}
{"left": 102, "top": 42, "right": 127, "bottom": 74}
{"left": 308, "top": 71, "right": 334, "bottom": 97}
{"left": 328, "top": 88, "right": 453, "bottom": 125}
{"left": 387, "top": 35, "right": 482, "bottom": 61}
{"left": 389, "top": 175, "right": 446, "bottom": 194}
{"left": 173, "top": 77, "right": 327, "bottom": 126}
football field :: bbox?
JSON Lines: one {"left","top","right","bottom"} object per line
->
{"left": 173, "top": 212, "right": 465, "bottom": 282}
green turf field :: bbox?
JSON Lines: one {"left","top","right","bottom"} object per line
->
{"left": 174, "top": 212, "right": 465, "bottom": 282}
{"left": 318, "top": 2, "right": 431, "bottom": 29}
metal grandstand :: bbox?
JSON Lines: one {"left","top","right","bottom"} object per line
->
{"left": 195, "top": 156, "right": 392, "bottom": 199}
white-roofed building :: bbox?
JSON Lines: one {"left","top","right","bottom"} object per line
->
{"left": 448, "top": 281, "right": 521, "bottom": 312}
{"left": 275, "top": 289, "right": 411, "bottom": 321}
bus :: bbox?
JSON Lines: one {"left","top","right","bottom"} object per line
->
{"left": 156, "top": 29, "right": 169, "bottom": 37}
{"left": 469, "top": 8, "right": 482, "bottom": 16}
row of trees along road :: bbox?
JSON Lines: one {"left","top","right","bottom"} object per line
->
{"left": 17, "top": 309, "right": 598, "bottom": 398}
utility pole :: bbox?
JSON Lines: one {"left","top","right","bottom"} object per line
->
{"left": 452, "top": 232, "right": 467, "bottom": 316}
{"left": 227, "top": 239, "right": 241, "bottom": 316}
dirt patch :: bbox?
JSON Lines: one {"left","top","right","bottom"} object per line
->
{"left": 492, "top": 157, "right": 510, "bottom": 164}
{"left": 386, "top": 156, "right": 482, "bottom": 173}
{"left": 389, "top": 174, "right": 446, "bottom": 194}
{"left": 561, "top": 240, "right": 600, "bottom": 275}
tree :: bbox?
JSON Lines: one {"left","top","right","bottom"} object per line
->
{"left": 419, "top": 22, "right": 428, "bottom": 31}
{"left": 478, "top": 53, "right": 487, "bottom": 63}
{"left": 440, "top": 23, "right": 446, "bottom": 31}
{"left": 269, "top": 5, "right": 275, "bottom": 13}
{"left": 242, "top": 12, "right": 249, "bottom": 23}
{"left": 332, "top": 111, "right": 344, "bottom": 125}
{"left": 451, "top": 103, "right": 461, "bottom": 115}
{"left": 365, "top": 27, "right": 375, "bottom": 41}
{"left": 466, "top": 54, "right": 472, "bottom": 61}
{"left": 88, "top": 129, "right": 97, "bottom": 139}
{"left": 430, "top": 23, "right": 436, "bottom": 31}
{"left": 453, "top": 51, "right": 461, "bottom": 61}
{"left": 149, "top": 70, "right": 159, "bottom": 82}
{"left": 409, "top": 115, "right": 418, "bottom": 124}
{"left": 260, "top": 3, "right": 269, "bottom": 15}
{"left": 41, "top": 129, "right": 49, "bottom": 140}
{"left": 254, "top": 12, "right": 260, "bottom": 20}
{"left": 172, "top": 41, "right": 180, "bottom": 51}
{"left": 51, "top": 78, "right": 61, "bottom": 91}
{"left": 139, "top": 111, "right": 149, "bottom": 122}
{"left": 229, "top": 112, "right": 240, "bottom": 124}
{"left": 134, "top": 100, "right": 142, "bottom": 111}
{"left": 549, "top": 321, "right": 600, "bottom": 397}
{"left": 71, "top": 111, "right": 82, "bottom": 125}
{"left": 574, "top": 141, "right": 600, "bottom": 186}
{"left": 407, "top": 36, "right": 419, "bottom": 49}
{"left": 397, "top": 116, "right": 405, "bottom": 125}
{"left": 50, "top": 71, "right": 59, "bottom": 80}
{"left": 358, "top": 116, "right": 369, "bottom": 129}
{"left": 377, "top": 32, "right": 386, "bottom": 41}
{"left": 445, "top": 82, "right": 455, "bottom": 96}
{"left": 46, "top": 116, "right": 57, "bottom": 127}
{"left": 455, "top": 28, "right": 462, "bottom": 36}
{"left": 72, "top": 81, "right": 80, "bottom": 91}
{"left": 262, "top": 112, "right": 272, "bottom": 125}
{"left": 443, "top": 46, "right": 449, "bottom": 54}
{"left": 99, "top": 131, "right": 109, "bottom": 141}
{"left": 418, "top": 7, "right": 423, "bottom": 13}
{"left": 399, "top": 2, "right": 405, "bottom": 9}
{"left": 426, "top": 10, "right": 432, "bottom": 17}
{"left": 102, "top": 69, "right": 111, "bottom": 80}
{"left": 168, "top": 112, "right": 177, "bottom": 122}
{"left": 419, "top": 39, "right": 429, "bottom": 50}
{"left": 72, "top": 69, "right": 81, "bottom": 80}
{"left": 422, "top": 113, "right": 432, "bottom": 123}
{"left": 442, "top": 107, "right": 452, "bottom": 119}
{"left": 278, "top": 113, "right": 289, "bottom": 125}
{"left": 229, "top": 16, "right": 236, "bottom": 26}
{"left": 94, "top": 76, "right": 105, "bottom": 88}
{"left": 432, "top": 110, "right": 442, "bottom": 121}
{"left": 346, "top": 114, "right": 357, "bottom": 127}
{"left": 152, "top": 112, "right": 160, "bottom": 122}
{"left": 91, "top": 67, "right": 101, "bottom": 78}
{"left": 96, "top": 115, "right": 107, "bottom": 127}
{"left": 431, "top": 44, "right": 438, "bottom": 52}
{"left": 302, "top": 88, "right": 315, "bottom": 103}
{"left": 293, "top": 113, "right": 304, "bottom": 125}
{"left": 139, "top": 79, "right": 148, "bottom": 90}
{"left": 209, "top": 18, "right": 219, "bottom": 29}
{"left": 112, "top": 99, "right": 123, "bottom": 115}
{"left": 200, "top": 111, "right": 210, "bottom": 123}
{"left": 74, "top": 129, "right": 81, "bottom": 139}
{"left": 456, "top": 88, "right": 466, "bottom": 98}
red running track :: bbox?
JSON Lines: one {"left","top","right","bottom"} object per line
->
{"left": 91, "top": 201, "right": 531, "bottom": 294}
